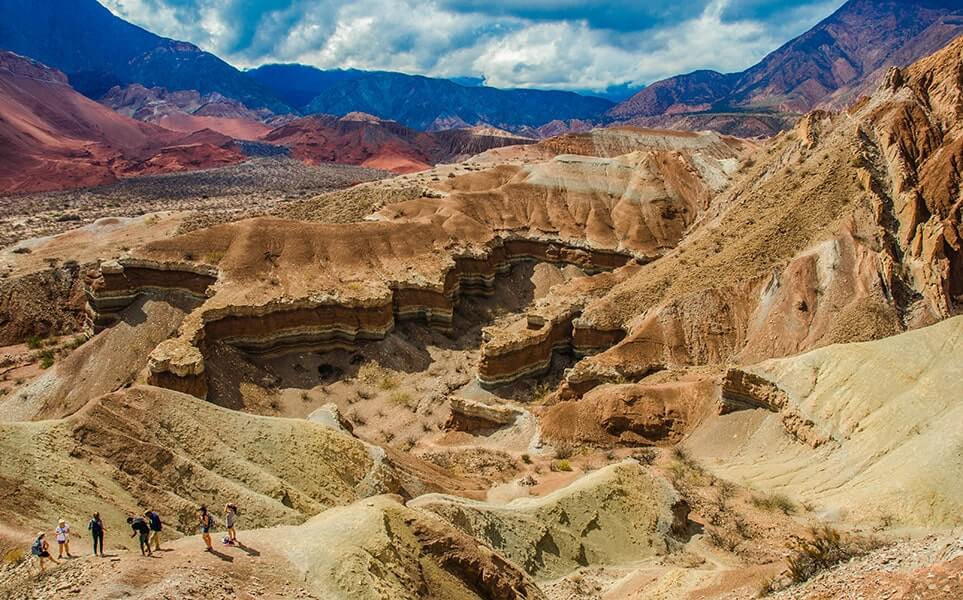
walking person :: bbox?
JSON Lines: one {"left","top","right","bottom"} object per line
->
{"left": 30, "top": 532, "right": 58, "bottom": 575}
{"left": 198, "top": 505, "right": 215, "bottom": 552}
{"left": 127, "top": 515, "right": 152, "bottom": 556}
{"left": 145, "top": 509, "right": 163, "bottom": 551}
{"left": 224, "top": 503, "right": 239, "bottom": 546}
{"left": 88, "top": 513, "right": 106, "bottom": 557}
{"left": 54, "top": 519, "right": 72, "bottom": 558}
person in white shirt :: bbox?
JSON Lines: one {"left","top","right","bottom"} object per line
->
{"left": 54, "top": 519, "right": 72, "bottom": 558}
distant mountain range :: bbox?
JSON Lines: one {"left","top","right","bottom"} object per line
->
{"left": 608, "top": 0, "right": 963, "bottom": 125}
{"left": 0, "top": 51, "right": 245, "bottom": 193}
{"left": 1, "top": 0, "right": 962, "bottom": 140}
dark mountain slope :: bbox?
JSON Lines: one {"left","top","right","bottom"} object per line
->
{"left": 610, "top": 0, "right": 963, "bottom": 121}
{"left": 252, "top": 66, "right": 613, "bottom": 132}
{"left": 0, "top": 0, "right": 287, "bottom": 112}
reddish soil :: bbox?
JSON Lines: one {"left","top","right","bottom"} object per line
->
{"left": 0, "top": 52, "right": 245, "bottom": 194}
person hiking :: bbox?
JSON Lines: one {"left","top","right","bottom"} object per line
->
{"left": 224, "top": 503, "right": 239, "bottom": 546}
{"left": 54, "top": 519, "right": 72, "bottom": 558}
{"left": 198, "top": 505, "right": 215, "bottom": 552}
{"left": 30, "top": 532, "right": 58, "bottom": 575}
{"left": 88, "top": 513, "right": 106, "bottom": 556}
{"left": 145, "top": 509, "right": 163, "bottom": 551}
{"left": 127, "top": 516, "right": 152, "bottom": 556}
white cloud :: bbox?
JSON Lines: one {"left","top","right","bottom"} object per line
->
{"left": 99, "top": 0, "right": 846, "bottom": 91}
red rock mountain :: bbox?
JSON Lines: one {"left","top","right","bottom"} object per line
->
{"left": 100, "top": 84, "right": 292, "bottom": 141}
{"left": 610, "top": 0, "right": 963, "bottom": 126}
{"left": 261, "top": 113, "right": 533, "bottom": 174}
{"left": 0, "top": 52, "right": 245, "bottom": 194}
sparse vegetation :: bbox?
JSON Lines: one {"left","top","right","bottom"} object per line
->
{"left": 25, "top": 335, "right": 43, "bottom": 350}
{"left": 389, "top": 391, "right": 412, "bottom": 406}
{"left": 554, "top": 442, "right": 574, "bottom": 460}
{"left": 38, "top": 349, "right": 55, "bottom": 369}
{"left": 786, "top": 525, "right": 860, "bottom": 583}
{"left": 550, "top": 459, "right": 572, "bottom": 472}
{"left": 751, "top": 492, "right": 796, "bottom": 515}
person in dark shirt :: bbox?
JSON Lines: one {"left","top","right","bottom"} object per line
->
{"left": 198, "top": 505, "right": 215, "bottom": 552}
{"left": 87, "top": 513, "right": 106, "bottom": 556}
{"left": 144, "top": 510, "right": 163, "bottom": 551}
{"left": 126, "top": 516, "right": 151, "bottom": 556}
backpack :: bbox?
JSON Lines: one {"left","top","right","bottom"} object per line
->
{"left": 31, "top": 539, "right": 43, "bottom": 556}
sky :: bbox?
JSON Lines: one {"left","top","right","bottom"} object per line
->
{"left": 100, "top": 0, "right": 848, "bottom": 93}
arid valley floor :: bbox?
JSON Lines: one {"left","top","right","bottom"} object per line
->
{"left": 2, "top": 7, "right": 963, "bottom": 600}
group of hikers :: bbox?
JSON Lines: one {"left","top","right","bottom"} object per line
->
{"left": 30, "top": 503, "right": 240, "bottom": 574}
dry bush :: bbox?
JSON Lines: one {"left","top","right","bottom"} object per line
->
{"left": 786, "top": 525, "right": 874, "bottom": 583}
{"left": 554, "top": 442, "right": 574, "bottom": 460}
{"left": 705, "top": 527, "right": 739, "bottom": 552}
{"left": 550, "top": 459, "right": 573, "bottom": 472}
{"left": 389, "top": 391, "right": 412, "bottom": 407}
{"left": 751, "top": 492, "right": 796, "bottom": 515}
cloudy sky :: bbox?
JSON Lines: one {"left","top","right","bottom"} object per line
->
{"left": 100, "top": 0, "right": 847, "bottom": 93}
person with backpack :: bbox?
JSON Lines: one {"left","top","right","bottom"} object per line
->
{"left": 87, "top": 513, "right": 106, "bottom": 556}
{"left": 127, "top": 515, "right": 152, "bottom": 556}
{"left": 198, "top": 505, "right": 215, "bottom": 552}
{"left": 54, "top": 519, "right": 72, "bottom": 558}
{"left": 30, "top": 532, "right": 58, "bottom": 575}
{"left": 144, "top": 509, "right": 163, "bottom": 551}
{"left": 224, "top": 503, "right": 239, "bottom": 546}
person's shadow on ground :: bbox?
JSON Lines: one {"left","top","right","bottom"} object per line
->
{"left": 206, "top": 548, "right": 234, "bottom": 562}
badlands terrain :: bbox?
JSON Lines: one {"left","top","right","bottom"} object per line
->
{"left": 1, "top": 22, "right": 963, "bottom": 600}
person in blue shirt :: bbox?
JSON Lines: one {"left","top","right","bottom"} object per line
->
{"left": 144, "top": 510, "right": 163, "bottom": 552}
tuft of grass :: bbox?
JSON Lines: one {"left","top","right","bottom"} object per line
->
{"left": 389, "top": 391, "right": 412, "bottom": 407}
{"left": 521, "top": 453, "right": 532, "bottom": 464}
{"left": 205, "top": 250, "right": 227, "bottom": 264}
{"left": 378, "top": 375, "right": 398, "bottom": 391}
{"left": 550, "top": 459, "right": 572, "bottom": 472}
{"left": 25, "top": 335, "right": 43, "bottom": 350}
{"left": 38, "top": 350, "right": 55, "bottom": 369}
{"left": 751, "top": 492, "right": 796, "bottom": 515}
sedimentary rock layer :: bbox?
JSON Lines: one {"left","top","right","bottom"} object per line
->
{"left": 86, "top": 232, "right": 635, "bottom": 397}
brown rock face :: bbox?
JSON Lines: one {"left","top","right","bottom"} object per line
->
{"left": 261, "top": 114, "right": 533, "bottom": 174}
{"left": 540, "top": 378, "right": 719, "bottom": 447}
{"left": 534, "top": 37, "right": 963, "bottom": 441}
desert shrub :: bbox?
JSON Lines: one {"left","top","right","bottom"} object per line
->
{"left": 786, "top": 525, "right": 853, "bottom": 583}
{"left": 550, "top": 459, "right": 573, "bottom": 472}
{"left": 389, "top": 391, "right": 412, "bottom": 406}
{"left": 205, "top": 250, "right": 226, "bottom": 264}
{"left": 705, "top": 527, "right": 739, "bottom": 552}
{"left": 382, "top": 430, "right": 395, "bottom": 443}
{"left": 25, "top": 335, "right": 43, "bottom": 350}
{"left": 378, "top": 375, "right": 398, "bottom": 390}
{"left": 717, "top": 480, "right": 737, "bottom": 504}
{"left": 3, "top": 548, "right": 24, "bottom": 564}
{"left": 530, "top": 382, "right": 554, "bottom": 403}
{"left": 38, "top": 350, "right": 55, "bottom": 369}
{"left": 554, "top": 442, "right": 574, "bottom": 460}
{"left": 751, "top": 492, "right": 796, "bottom": 515}
{"left": 521, "top": 453, "right": 532, "bottom": 464}
{"left": 633, "top": 447, "right": 658, "bottom": 465}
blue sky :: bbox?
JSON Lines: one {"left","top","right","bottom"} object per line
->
{"left": 100, "top": 0, "right": 847, "bottom": 92}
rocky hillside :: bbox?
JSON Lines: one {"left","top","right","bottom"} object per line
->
{"left": 610, "top": 0, "right": 963, "bottom": 133}
{"left": 261, "top": 113, "right": 534, "bottom": 173}
{"left": 0, "top": 51, "right": 245, "bottom": 194}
